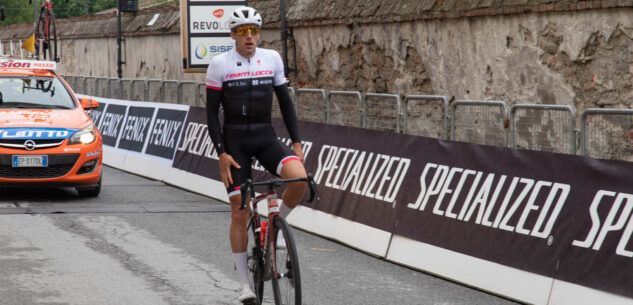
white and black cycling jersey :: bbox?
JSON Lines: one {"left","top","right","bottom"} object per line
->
{"left": 206, "top": 47, "right": 287, "bottom": 125}
{"left": 205, "top": 47, "right": 299, "bottom": 155}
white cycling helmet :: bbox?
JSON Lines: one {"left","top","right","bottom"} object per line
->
{"left": 229, "top": 6, "right": 262, "bottom": 29}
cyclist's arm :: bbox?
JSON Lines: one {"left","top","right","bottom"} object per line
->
{"left": 274, "top": 85, "right": 301, "bottom": 144}
{"left": 206, "top": 88, "right": 226, "bottom": 155}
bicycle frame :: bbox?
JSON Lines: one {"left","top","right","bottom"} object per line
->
{"left": 241, "top": 175, "right": 318, "bottom": 305}
{"left": 251, "top": 191, "right": 282, "bottom": 279}
{"left": 34, "top": 0, "right": 58, "bottom": 61}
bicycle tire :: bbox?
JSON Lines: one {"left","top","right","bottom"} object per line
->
{"left": 271, "top": 216, "right": 301, "bottom": 305}
{"left": 34, "top": 8, "right": 46, "bottom": 59}
{"left": 48, "top": 9, "right": 57, "bottom": 61}
{"left": 247, "top": 217, "right": 265, "bottom": 305}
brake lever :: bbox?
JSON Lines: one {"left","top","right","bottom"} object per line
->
{"left": 307, "top": 174, "right": 320, "bottom": 202}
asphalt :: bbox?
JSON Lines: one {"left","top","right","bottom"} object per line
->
{"left": 0, "top": 165, "right": 523, "bottom": 305}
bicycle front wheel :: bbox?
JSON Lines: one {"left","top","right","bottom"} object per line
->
{"left": 271, "top": 216, "right": 301, "bottom": 305}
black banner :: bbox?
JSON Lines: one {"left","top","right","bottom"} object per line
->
{"left": 99, "top": 103, "right": 127, "bottom": 147}
{"left": 89, "top": 100, "right": 107, "bottom": 127}
{"left": 118, "top": 106, "right": 155, "bottom": 152}
{"left": 165, "top": 106, "right": 633, "bottom": 299}
{"left": 266, "top": 119, "right": 633, "bottom": 299}
{"left": 173, "top": 107, "right": 221, "bottom": 180}
{"left": 146, "top": 108, "right": 188, "bottom": 159}
{"left": 91, "top": 97, "right": 189, "bottom": 163}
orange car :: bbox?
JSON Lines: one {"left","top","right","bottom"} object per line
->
{"left": 0, "top": 59, "right": 103, "bottom": 196}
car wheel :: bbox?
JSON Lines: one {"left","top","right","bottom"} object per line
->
{"left": 77, "top": 176, "right": 101, "bottom": 197}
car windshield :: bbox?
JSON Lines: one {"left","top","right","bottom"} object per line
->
{"left": 0, "top": 76, "right": 75, "bottom": 109}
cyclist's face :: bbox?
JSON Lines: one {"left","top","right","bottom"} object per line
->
{"left": 231, "top": 25, "right": 260, "bottom": 58}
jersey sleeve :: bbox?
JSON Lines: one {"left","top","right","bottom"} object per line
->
{"left": 205, "top": 57, "right": 223, "bottom": 91}
{"left": 272, "top": 51, "right": 288, "bottom": 86}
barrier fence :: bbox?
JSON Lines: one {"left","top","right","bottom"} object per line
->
{"left": 511, "top": 104, "right": 576, "bottom": 154}
{"left": 452, "top": 100, "right": 509, "bottom": 147}
{"left": 327, "top": 91, "right": 364, "bottom": 128}
{"left": 62, "top": 75, "right": 633, "bottom": 162}
{"left": 403, "top": 95, "right": 449, "bottom": 140}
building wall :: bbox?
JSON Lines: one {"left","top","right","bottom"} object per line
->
{"left": 1, "top": 2, "right": 632, "bottom": 113}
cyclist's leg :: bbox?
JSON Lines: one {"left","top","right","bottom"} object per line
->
{"left": 226, "top": 151, "right": 252, "bottom": 253}
{"left": 254, "top": 129, "right": 307, "bottom": 213}
{"left": 224, "top": 131, "right": 255, "bottom": 297}
{"left": 280, "top": 159, "right": 307, "bottom": 209}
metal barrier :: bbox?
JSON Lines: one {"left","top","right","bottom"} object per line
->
{"left": 95, "top": 77, "right": 109, "bottom": 98}
{"left": 63, "top": 75, "right": 76, "bottom": 90}
{"left": 178, "top": 81, "right": 198, "bottom": 105}
{"left": 196, "top": 82, "right": 206, "bottom": 107}
{"left": 61, "top": 74, "right": 633, "bottom": 163}
{"left": 296, "top": 88, "right": 327, "bottom": 123}
{"left": 84, "top": 76, "right": 97, "bottom": 96}
{"left": 163, "top": 80, "right": 179, "bottom": 103}
{"left": 365, "top": 93, "right": 401, "bottom": 133}
{"left": 119, "top": 78, "right": 133, "bottom": 100}
{"left": 581, "top": 108, "right": 633, "bottom": 161}
{"left": 270, "top": 86, "right": 297, "bottom": 119}
{"left": 451, "top": 100, "right": 509, "bottom": 147}
{"left": 327, "top": 91, "right": 364, "bottom": 127}
{"left": 131, "top": 79, "right": 148, "bottom": 101}
{"left": 511, "top": 104, "right": 576, "bottom": 154}
{"left": 147, "top": 79, "right": 163, "bottom": 103}
{"left": 73, "top": 75, "right": 87, "bottom": 94}
{"left": 403, "top": 95, "right": 449, "bottom": 139}
{"left": 108, "top": 78, "right": 122, "bottom": 99}
{"left": 288, "top": 87, "right": 295, "bottom": 104}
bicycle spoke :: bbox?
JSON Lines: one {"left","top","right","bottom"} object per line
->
{"left": 271, "top": 217, "right": 301, "bottom": 305}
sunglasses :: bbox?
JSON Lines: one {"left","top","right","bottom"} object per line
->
{"left": 235, "top": 26, "right": 260, "bottom": 36}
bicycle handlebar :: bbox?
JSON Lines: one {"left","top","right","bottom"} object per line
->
{"left": 238, "top": 173, "right": 320, "bottom": 210}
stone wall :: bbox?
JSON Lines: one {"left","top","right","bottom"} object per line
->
{"left": 1, "top": 0, "right": 632, "bottom": 113}
{"left": 286, "top": 7, "right": 633, "bottom": 113}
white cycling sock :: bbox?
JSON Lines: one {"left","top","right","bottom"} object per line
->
{"left": 279, "top": 202, "right": 293, "bottom": 219}
{"left": 233, "top": 252, "right": 250, "bottom": 284}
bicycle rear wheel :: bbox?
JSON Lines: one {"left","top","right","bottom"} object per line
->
{"left": 34, "top": 9, "right": 57, "bottom": 61}
{"left": 34, "top": 9, "right": 46, "bottom": 59}
{"left": 48, "top": 9, "right": 58, "bottom": 61}
{"left": 271, "top": 216, "right": 301, "bottom": 305}
{"left": 247, "top": 217, "right": 265, "bottom": 304}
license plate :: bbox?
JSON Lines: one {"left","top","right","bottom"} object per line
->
{"left": 12, "top": 155, "right": 48, "bottom": 167}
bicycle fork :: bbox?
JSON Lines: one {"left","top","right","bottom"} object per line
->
{"left": 262, "top": 194, "right": 280, "bottom": 281}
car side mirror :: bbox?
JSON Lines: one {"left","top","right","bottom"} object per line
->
{"left": 80, "top": 97, "right": 99, "bottom": 110}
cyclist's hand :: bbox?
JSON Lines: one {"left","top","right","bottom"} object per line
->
{"left": 219, "top": 153, "right": 240, "bottom": 187}
{"left": 292, "top": 142, "right": 304, "bottom": 162}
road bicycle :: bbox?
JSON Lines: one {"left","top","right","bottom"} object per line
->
{"left": 239, "top": 174, "right": 319, "bottom": 305}
{"left": 33, "top": 0, "right": 60, "bottom": 61}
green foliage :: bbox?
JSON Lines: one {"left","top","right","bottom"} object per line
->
{"left": 0, "top": 0, "right": 34, "bottom": 27}
{"left": 0, "top": 0, "right": 118, "bottom": 27}
{"left": 54, "top": 0, "right": 117, "bottom": 19}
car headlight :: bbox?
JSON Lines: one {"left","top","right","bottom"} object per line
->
{"left": 69, "top": 125, "right": 96, "bottom": 145}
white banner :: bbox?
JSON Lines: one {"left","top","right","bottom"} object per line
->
{"left": 189, "top": 5, "right": 240, "bottom": 34}
{"left": 189, "top": 36, "right": 235, "bottom": 66}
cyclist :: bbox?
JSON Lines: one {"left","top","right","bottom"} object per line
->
{"left": 205, "top": 6, "right": 307, "bottom": 304}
